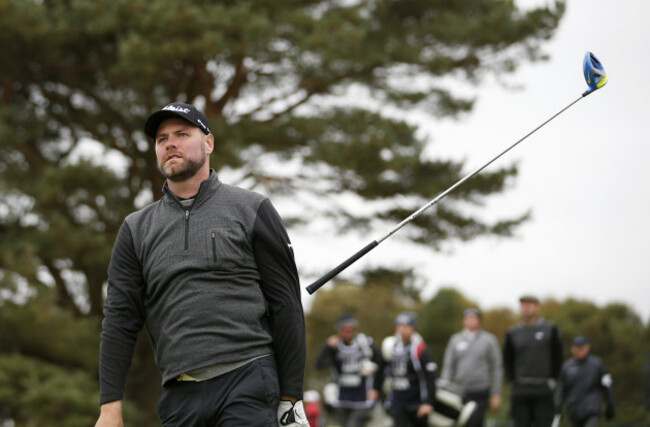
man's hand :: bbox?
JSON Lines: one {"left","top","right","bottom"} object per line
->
{"left": 326, "top": 335, "right": 339, "bottom": 348}
{"left": 489, "top": 394, "right": 501, "bottom": 410}
{"left": 95, "top": 401, "right": 124, "bottom": 427}
{"left": 416, "top": 403, "right": 434, "bottom": 418}
{"left": 367, "top": 389, "right": 379, "bottom": 402}
{"left": 277, "top": 399, "right": 309, "bottom": 427}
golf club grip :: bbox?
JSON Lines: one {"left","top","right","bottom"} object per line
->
{"left": 305, "top": 241, "right": 378, "bottom": 294}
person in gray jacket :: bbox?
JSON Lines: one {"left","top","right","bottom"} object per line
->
{"left": 556, "top": 336, "right": 615, "bottom": 427}
{"left": 441, "top": 308, "right": 502, "bottom": 427}
{"left": 95, "top": 103, "right": 308, "bottom": 427}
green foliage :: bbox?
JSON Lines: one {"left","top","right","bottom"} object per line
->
{"left": 0, "top": 292, "right": 100, "bottom": 370}
{"left": 0, "top": 353, "right": 143, "bottom": 427}
{"left": 481, "top": 306, "right": 518, "bottom": 348}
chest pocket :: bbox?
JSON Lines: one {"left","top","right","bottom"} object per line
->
{"left": 206, "top": 226, "right": 250, "bottom": 270}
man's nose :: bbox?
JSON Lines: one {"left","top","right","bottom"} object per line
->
{"left": 162, "top": 136, "right": 179, "bottom": 148}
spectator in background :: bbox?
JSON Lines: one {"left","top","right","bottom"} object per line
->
{"left": 315, "top": 314, "right": 380, "bottom": 427}
{"left": 503, "top": 295, "right": 563, "bottom": 427}
{"left": 303, "top": 390, "right": 323, "bottom": 427}
{"left": 556, "top": 336, "right": 615, "bottom": 427}
{"left": 374, "top": 311, "right": 436, "bottom": 427}
{"left": 441, "top": 308, "right": 502, "bottom": 426}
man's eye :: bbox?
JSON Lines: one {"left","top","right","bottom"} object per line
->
{"left": 179, "top": 132, "right": 188, "bottom": 137}
{"left": 157, "top": 137, "right": 167, "bottom": 144}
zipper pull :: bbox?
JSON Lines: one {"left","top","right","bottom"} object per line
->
{"left": 185, "top": 210, "right": 189, "bottom": 220}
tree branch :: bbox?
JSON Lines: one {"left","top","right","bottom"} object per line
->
{"left": 41, "top": 257, "right": 80, "bottom": 315}
{"left": 212, "top": 57, "right": 247, "bottom": 116}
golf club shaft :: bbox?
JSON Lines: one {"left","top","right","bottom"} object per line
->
{"left": 306, "top": 93, "right": 587, "bottom": 295}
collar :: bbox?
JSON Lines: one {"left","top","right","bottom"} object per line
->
{"left": 163, "top": 169, "right": 222, "bottom": 205}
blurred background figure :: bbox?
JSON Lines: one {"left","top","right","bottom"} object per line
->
{"left": 440, "top": 308, "right": 502, "bottom": 426}
{"left": 303, "top": 390, "right": 323, "bottom": 427}
{"left": 375, "top": 312, "right": 436, "bottom": 427}
{"left": 555, "top": 336, "right": 615, "bottom": 427}
{"left": 315, "top": 314, "right": 380, "bottom": 427}
{"left": 503, "top": 295, "right": 563, "bottom": 427}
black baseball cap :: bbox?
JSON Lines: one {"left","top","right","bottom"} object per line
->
{"left": 395, "top": 311, "right": 417, "bottom": 328}
{"left": 463, "top": 308, "right": 482, "bottom": 318}
{"left": 335, "top": 313, "right": 358, "bottom": 330}
{"left": 572, "top": 336, "right": 589, "bottom": 346}
{"left": 144, "top": 102, "right": 212, "bottom": 139}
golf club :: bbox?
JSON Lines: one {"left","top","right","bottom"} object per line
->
{"left": 306, "top": 51, "right": 608, "bottom": 295}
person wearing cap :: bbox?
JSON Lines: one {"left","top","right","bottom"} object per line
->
{"left": 96, "top": 103, "right": 308, "bottom": 426}
{"left": 503, "top": 295, "right": 563, "bottom": 427}
{"left": 315, "top": 313, "right": 381, "bottom": 427}
{"left": 374, "top": 311, "right": 437, "bottom": 427}
{"left": 555, "top": 336, "right": 615, "bottom": 427}
{"left": 440, "top": 308, "right": 502, "bottom": 426}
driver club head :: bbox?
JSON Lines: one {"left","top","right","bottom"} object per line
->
{"left": 583, "top": 51, "right": 608, "bottom": 95}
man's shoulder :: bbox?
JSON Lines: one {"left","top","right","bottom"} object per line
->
{"left": 124, "top": 198, "right": 164, "bottom": 226}
{"left": 508, "top": 319, "right": 557, "bottom": 332}
{"left": 355, "top": 332, "right": 374, "bottom": 346}
{"left": 478, "top": 329, "right": 499, "bottom": 343}
{"left": 219, "top": 182, "right": 266, "bottom": 198}
{"left": 533, "top": 318, "right": 559, "bottom": 333}
{"left": 562, "top": 357, "right": 577, "bottom": 369}
{"left": 585, "top": 354, "right": 604, "bottom": 366}
{"left": 217, "top": 182, "right": 268, "bottom": 207}
{"left": 506, "top": 323, "right": 523, "bottom": 334}
{"left": 448, "top": 331, "right": 465, "bottom": 342}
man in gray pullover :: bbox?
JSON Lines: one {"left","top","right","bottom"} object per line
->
{"left": 441, "top": 308, "right": 502, "bottom": 427}
{"left": 95, "top": 103, "right": 308, "bottom": 426}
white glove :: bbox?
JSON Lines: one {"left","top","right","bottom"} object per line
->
{"left": 277, "top": 400, "right": 309, "bottom": 427}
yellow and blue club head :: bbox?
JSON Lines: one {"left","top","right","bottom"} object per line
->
{"left": 583, "top": 51, "right": 607, "bottom": 96}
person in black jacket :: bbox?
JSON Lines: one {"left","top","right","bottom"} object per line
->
{"left": 374, "top": 312, "right": 436, "bottom": 427}
{"left": 95, "top": 103, "right": 308, "bottom": 427}
{"left": 315, "top": 314, "right": 381, "bottom": 427}
{"left": 503, "top": 295, "right": 563, "bottom": 427}
{"left": 556, "top": 336, "right": 615, "bottom": 427}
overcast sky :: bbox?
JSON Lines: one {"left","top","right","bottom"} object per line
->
{"left": 294, "top": 0, "right": 650, "bottom": 323}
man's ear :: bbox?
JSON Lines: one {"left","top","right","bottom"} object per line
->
{"left": 205, "top": 133, "right": 215, "bottom": 155}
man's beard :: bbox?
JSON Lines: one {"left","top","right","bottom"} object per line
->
{"left": 158, "top": 145, "right": 207, "bottom": 182}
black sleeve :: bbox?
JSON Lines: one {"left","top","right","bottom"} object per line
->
{"left": 373, "top": 345, "right": 387, "bottom": 393}
{"left": 599, "top": 361, "right": 615, "bottom": 407}
{"left": 555, "top": 363, "right": 567, "bottom": 413}
{"left": 419, "top": 347, "right": 437, "bottom": 406}
{"left": 99, "top": 221, "right": 146, "bottom": 405}
{"left": 315, "top": 343, "right": 337, "bottom": 370}
{"left": 371, "top": 342, "right": 383, "bottom": 366}
{"left": 550, "top": 325, "right": 563, "bottom": 379}
{"left": 503, "top": 330, "right": 515, "bottom": 383}
{"left": 253, "top": 199, "right": 306, "bottom": 399}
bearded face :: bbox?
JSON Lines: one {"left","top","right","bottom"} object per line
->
{"left": 155, "top": 118, "right": 211, "bottom": 182}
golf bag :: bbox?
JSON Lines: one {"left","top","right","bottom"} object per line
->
{"left": 428, "top": 380, "right": 476, "bottom": 426}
